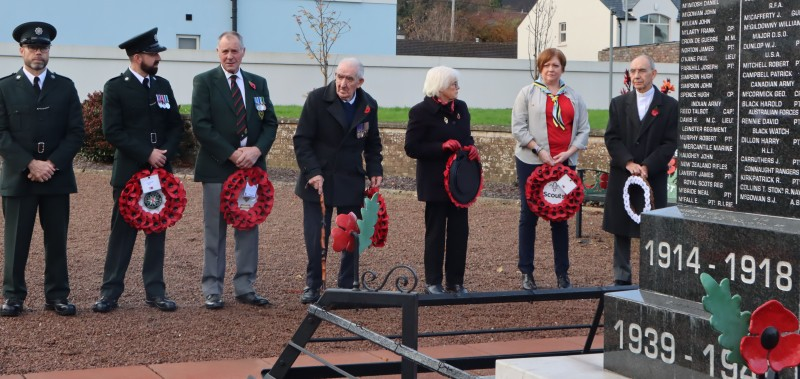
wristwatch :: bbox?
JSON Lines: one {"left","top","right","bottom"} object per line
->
{"left": 533, "top": 145, "right": 542, "bottom": 154}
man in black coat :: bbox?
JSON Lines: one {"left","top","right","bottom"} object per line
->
{"left": 294, "top": 57, "right": 383, "bottom": 304}
{"left": 91, "top": 28, "right": 183, "bottom": 313}
{"left": 0, "top": 22, "right": 85, "bottom": 317}
{"left": 603, "top": 55, "right": 678, "bottom": 286}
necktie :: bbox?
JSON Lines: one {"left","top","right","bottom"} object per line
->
{"left": 230, "top": 75, "right": 247, "bottom": 143}
{"left": 532, "top": 79, "right": 567, "bottom": 130}
{"left": 142, "top": 77, "right": 149, "bottom": 90}
{"left": 33, "top": 76, "right": 41, "bottom": 98}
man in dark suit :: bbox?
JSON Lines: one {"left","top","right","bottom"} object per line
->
{"left": 603, "top": 55, "right": 678, "bottom": 286}
{"left": 294, "top": 57, "right": 383, "bottom": 304}
{"left": 192, "top": 31, "right": 278, "bottom": 309}
{"left": 0, "top": 22, "right": 85, "bottom": 317}
{"left": 91, "top": 28, "right": 183, "bottom": 313}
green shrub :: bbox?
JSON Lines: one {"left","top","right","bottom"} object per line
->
{"left": 80, "top": 91, "right": 115, "bottom": 163}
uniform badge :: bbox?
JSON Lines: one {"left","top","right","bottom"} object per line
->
{"left": 254, "top": 96, "right": 267, "bottom": 120}
{"left": 156, "top": 94, "right": 171, "bottom": 109}
{"left": 356, "top": 122, "right": 369, "bottom": 139}
{"left": 34, "top": 27, "right": 43, "bottom": 35}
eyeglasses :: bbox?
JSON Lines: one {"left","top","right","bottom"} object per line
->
{"left": 449, "top": 81, "right": 459, "bottom": 88}
{"left": 24, "top": 45, "right": 50, "bottom": 52}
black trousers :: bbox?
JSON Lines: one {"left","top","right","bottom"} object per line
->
{"left": 303, "top": 201, "right": 360, "bottom": 290}
{"left": 423, "top": 201, "right": 468, "bottom": 287}
{"left": 99, "top": 187, "right": 167, "bottom": 300}
{"left": 2, "top": 194, "right": 71, "bottom": 301}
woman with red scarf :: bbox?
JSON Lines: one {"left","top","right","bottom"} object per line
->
{"left": 511, "top": 48, "right": 590, "bottom": 290}
{"left": 405, "top": 66, "right": 478, "bottom": 295}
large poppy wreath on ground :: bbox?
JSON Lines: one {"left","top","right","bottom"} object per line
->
{"left": 622, "top": 175, "right": 653, "bottom": 224}
{"left": 364, "top": 187, "right": 388, "bottom": 248}
{"left": 220, "top": 167, "right": 274, "bottom": 230}
{"left": 118, "top": 168, "right": 187, "bottom": 234}
{"left": 525, "top": 164, "right": 584, "bottom": 222}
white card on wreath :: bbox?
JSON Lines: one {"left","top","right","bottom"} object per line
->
{"left": 557, "top": 174, "right": 577, "bottom": 195}
{"left": 244, "top": 183, "right": 258, "bottom": 198}
{"left": 140, "top": 174, "right": 162, "bottom": 193}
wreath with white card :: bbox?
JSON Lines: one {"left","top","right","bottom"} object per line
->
{"left": 622, "top": 175, "right": 653, "bottom": 224}
{"left": 525, "top": 164, "right": 584, "bottom": 222}
{"left": 220, "top": 167, "right": 274, "bottom": 230}
{"left": 118, "top": 168, "right": 187, "bottom": 234}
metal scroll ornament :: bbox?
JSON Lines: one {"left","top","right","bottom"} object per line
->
{"left": 361, "top": 265, "right": 419, "bottom": 293}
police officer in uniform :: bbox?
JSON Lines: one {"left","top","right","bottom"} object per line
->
{"left": 92, "top": 28, "right": 183, "bottom": 313}
{"left": 0, "top": 22, "right": 85, "bottom": 317}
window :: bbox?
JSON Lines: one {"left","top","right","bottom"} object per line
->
{"left": 177, "top": 35, "right": 200, "bottom": 50}
{"left": 559, "top": 22, "right": 567, "bottom": 44}
{"left": 639, "top": 14, "right": 670, "bottom": 44}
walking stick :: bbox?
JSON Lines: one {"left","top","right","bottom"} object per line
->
{"left": 319, "top": 193, "right": 327, "bottom": 291}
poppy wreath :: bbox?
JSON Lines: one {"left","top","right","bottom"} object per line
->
{"left": 443, "top": 151, "right": 484, "bottom": 208}
{"left": 220, "top": 166, "right": 274, "bottom": 230}
{"left": 118, "top": 168, "right": 187, "bottom": 234}
{"left": 622, "top": 175, "right": 654, "bottom": 224}
{"left": 364, "top": 187, "right": 388, "bottom": 248}
{"left": 525, "top": 163, "right": 584, "bottom": 222}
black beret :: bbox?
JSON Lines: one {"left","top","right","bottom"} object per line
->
{"left": 13, "top": 21, "right": 56, "bottom": 46}
{"left": 119, "top": 27, "right": 167, "bottom": 56}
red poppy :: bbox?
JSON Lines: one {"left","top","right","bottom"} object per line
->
{"left": 599, "top": 172, "right": 609, "bottom": 189}
{"left": 660, "top": 78, "right": 675, "bottom": 94}
{"left": 364, "top": 105, "right": 371, "bottom": 114}
{"left": 331, "top": 212, "right": 359, "bottom": 253}
{"left": 651, "top": 108, "right": 659, "bottom": 117}
{"left": 667, "top": 157, "right": 677, "bottom": 176}
{"left": 249, "top": 81, "right": 256, "bottom": 90}
{"left": 740, "top": 300, "right": 800, "bottom": 375}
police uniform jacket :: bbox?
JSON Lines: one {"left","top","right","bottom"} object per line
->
{"left": 293, "top": 81, "right": 383, "bottom": 207}
{"left": 405, "top": 97, "right": 474, "bottom": 202}
{"left": 103, "top": 69, "right": 183, "bottom": 187}
{"left": 602, "top": 87, "right": 678, "bottom": 238}
{"left": 0, "top": 69, "right": 85, "bottom": 196}
{"left": 191, "top": 66, "right": 278, "bottom": 183}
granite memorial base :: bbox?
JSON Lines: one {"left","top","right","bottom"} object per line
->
{"left": 604, "top": 206, "right": 800, "bottom": 378}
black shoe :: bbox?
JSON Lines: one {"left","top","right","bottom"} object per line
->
{"left": 446, "top": 284, "right": 468, "bottom": 295}
{"left": 204, "top": 294, "right": 224, "bottom": 309}
{"left": 522, "top": 273, "right": 537, "bottom": 290}
{"left": 0, "top": 299, "right": 23, "bottom": 317}
{"left": 300, "top": 287, "right": 321, "bottom": 304}
{"left": 557, "top": 274, "right": 572, "bottom": 289}
{"left": 91, "top": 297, "right": 119, "bottom": 313}
{"left": 613, "top": 280, "right": 633, "bottom": 286}
{"left": 425, "top": 284, "right": 445, "bottom": 294}
{"left": 145, "top": 296, "right": 177, "bottom": 312}
{"left": 44, "top": 299, "right": 77, "bottom": 316}
{"left": 236, "top": 292, "right": 271, "bottom": 306}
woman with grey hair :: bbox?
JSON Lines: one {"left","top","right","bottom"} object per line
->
{"left": 405, "top": 66, "right": 479, "bottom": 295}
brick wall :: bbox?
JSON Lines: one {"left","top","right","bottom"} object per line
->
{"left": 269, "top": 122, "right": 520, "bottom": 184}
{"left": 597, "top": 42, "right": 679, "bottom": 63}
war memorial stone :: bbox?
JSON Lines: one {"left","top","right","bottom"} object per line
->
{"left": 604, "top": 0, "right": 800, "bottom": 378}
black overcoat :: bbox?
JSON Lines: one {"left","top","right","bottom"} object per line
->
{"left": 405, "top": 97, "right": 474, "bottom": 202}
{"left": 293, "top": 81, "right": 383, "bottom": 207}
{"left": 602, "top": 87, "right": 678, "bottom": 237}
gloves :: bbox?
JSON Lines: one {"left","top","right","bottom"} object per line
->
{"left": 441, "top": 139, "right": 462, "bottom": 153}
{"left": 463, "top": 145, "right": 480, "bottom": 161}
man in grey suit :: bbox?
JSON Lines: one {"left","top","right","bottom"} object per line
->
{"left": 191, "top": 31, "right": 278, "bottom": 309}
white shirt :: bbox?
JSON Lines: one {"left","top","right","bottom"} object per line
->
{"left": 22, "top": 68, "right": 47, "bottom": 89}
{"left": 128, "top": 67, "right": 151, "bottom": 87}
{"left": 636, "top": 86, "right": 655, "bottom": 121}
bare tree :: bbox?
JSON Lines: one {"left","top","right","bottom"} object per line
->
{"left": 524, "top": 0, "right": 556, "bottom": 80}
{"left": 404, "top": 2, "right": 456, "bottom": 41}
{"left": 294, "top": 0, "right": 351, "bottom": 87}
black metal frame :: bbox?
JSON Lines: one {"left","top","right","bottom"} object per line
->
{"left": 263, "top": 285, "right": 637, "bottom": 379}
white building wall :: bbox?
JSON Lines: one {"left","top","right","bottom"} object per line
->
{"left": 0, "top": 43, "right": 678, "bottom": 110}
{"left": 630, "top": 0, "right": 681, "bottom": 45}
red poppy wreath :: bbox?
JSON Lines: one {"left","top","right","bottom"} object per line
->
{"left": 364, "top": 187, "right": 388, "bottom": 248}
{"left": 525, "top": 164, "right": 584, "bottom": 222}
{"left": 220, "top": 167, "right": 275, "bottom": 230}
{"left": 444, "top": 150, "right": 484, "bottom": 208}
{"left": 118, "top": 168, "right": 187, "bottom": 234}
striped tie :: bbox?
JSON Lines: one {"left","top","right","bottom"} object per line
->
{"left": 230, "top": 75, "right": 247, "bottom": 143}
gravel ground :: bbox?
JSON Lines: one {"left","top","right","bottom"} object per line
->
{"left": 0, "top": 139, "right": 633, "bottom": 376}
